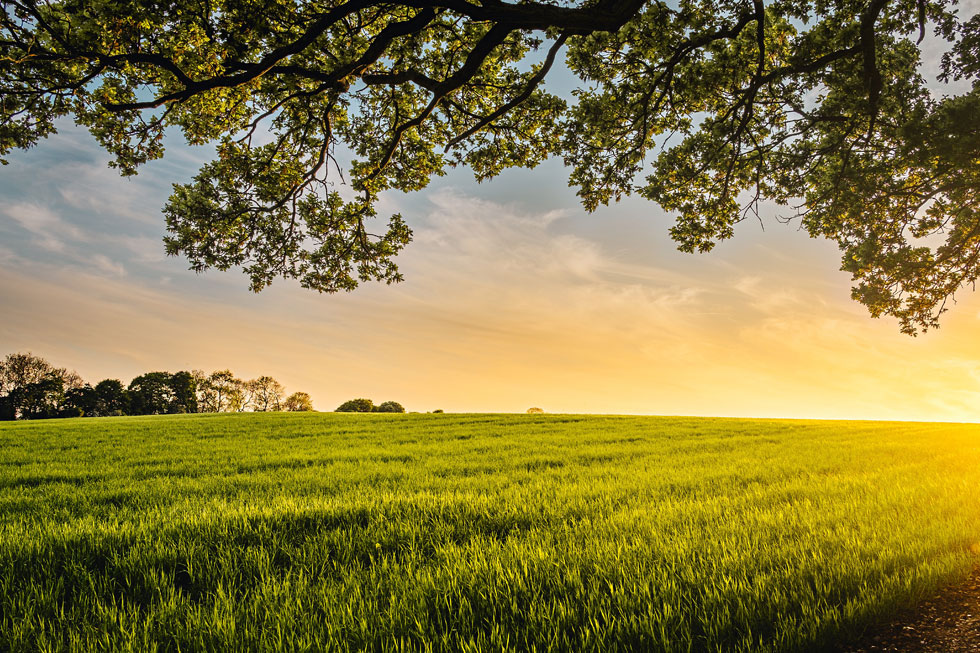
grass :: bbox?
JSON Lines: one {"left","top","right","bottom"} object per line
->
{"left": 1, "top": 412, "right": 979, "bottom": 652}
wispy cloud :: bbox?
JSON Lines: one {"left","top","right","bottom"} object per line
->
{"left": 3, "top": 202, "right": 87, "bottom": 253}
{"left": 92, "top": 254, "right": 126, "bottom": 277}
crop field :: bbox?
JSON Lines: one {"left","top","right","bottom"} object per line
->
{"left": 1, "top": 413, "right": 979, "bottom": 652}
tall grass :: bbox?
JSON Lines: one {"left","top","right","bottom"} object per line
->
{"left": 1, "top": 413, "right": 978, "bottom": 651}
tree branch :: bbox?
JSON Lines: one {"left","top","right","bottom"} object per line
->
{"left": 445, "top": 32, "right": 568, "bottom": 148}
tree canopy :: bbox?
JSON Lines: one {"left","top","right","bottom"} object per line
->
{"left": 284, "top": 391, "right": 315, "bottom": 411}
{"left": 376, "top": 400, "right": 406, "bottom": 413}
{"left": 3, "top": 0, "right": 979, "bottom": 333}
{"left": 336, "top": 397, "right": 376, "bottom": 412}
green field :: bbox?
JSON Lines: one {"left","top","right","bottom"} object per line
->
{"left": 1, "top": 413, "right": 979, "bottom": 652}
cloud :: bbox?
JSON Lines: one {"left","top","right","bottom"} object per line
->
{"left": 405, "top": 189, "right": 706, "bottom": 313}
{"left": 0, "top": 201, "right": 153, "bottom": 278}
{"left": 2, "top": 202, "right": 86, "bottom": 252}
{"left": 92, "top": 254, "right": 126, "bottom": 277}
{"left": 105, "top": 235, "right": 168, "bottom": 263}
{"left": 0, "top": 243, "right": 23, "bottom": 266}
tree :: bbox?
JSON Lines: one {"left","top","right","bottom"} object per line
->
{"left": 247, "top": 376, "right": 285, "bottom": 411}
{"left": 168, "top": 371, "right": 199, "bottom": 413}
{"left": 19, "top": 369, "right": 83, "bottom": 419}
{"left": 4, "top": 2, "right": 980, "bottom": 333}
{"left": 197, "top": 369, "right": 242, "bottom": 413}
{"left": 0, "top": 353, "right": 82, "bottom": 419}
{"left": 0, "top": 352, "right": 55, "bottom": 419}
{"left": 375, "top": 401, "right": 406, "bottom": 413}
{"left": 0, "top": 395, "right": 13, "bottom": 421}
{"left": 0, "top": 352, "right": 55, "bottom": 397}
{"left": 18, "top": 372, "right": 67, "bottom": 419}
{"left": 94, "top": 379, "right": 129, "bottom": 416}
{"left": 59, "top": 369, "right": 85, "bottom": 393}
{"left": 62, "top": 384, "right": 99, "bottom": 417}
{"left": 128, "top": 372, "right": 176, "bottom": 415}
{"left": 336, "top": 398, "right": 375, "bottom": 413}
{"left": 283, "top": 392, "right": 314, "bottom": 412}
{"left": 228, "top": 383, "right": 248, "bottom": 412}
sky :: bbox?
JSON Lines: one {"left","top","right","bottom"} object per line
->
{"left": 3, "top": 13, "right": 980, "bottom": 421}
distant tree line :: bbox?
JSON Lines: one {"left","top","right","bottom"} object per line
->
{"left": 335, "top": 398, "right": 405, "bottom": 413}
{"left": 0, "top": 352, "right": 314, "bottom": 420}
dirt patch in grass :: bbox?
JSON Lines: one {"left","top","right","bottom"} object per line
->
{"left": 840, "top": 568, "right": 980, "bottom": 652}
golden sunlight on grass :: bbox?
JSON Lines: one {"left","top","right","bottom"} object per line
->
{"left": 2, "top": 413, "right": 979, "bottom": 651}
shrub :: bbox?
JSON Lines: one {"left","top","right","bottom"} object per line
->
{"left": 336, "top": 398, "right": 374, "bottom": 413}
{"left": 375, "top": 401, "right": 405, "bottom": 413}
{"left": 526, "top": 407, "right": 544, "bottom": 414}
{"left": 432, "top": 409, "right": 444, "bottom": 414}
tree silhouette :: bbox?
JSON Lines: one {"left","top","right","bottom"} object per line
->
{"left": 128, "top": 372, "right": 176, "bottom": 415}
{"left": 94, "top": 379, "right": 129, "bottom": 416}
